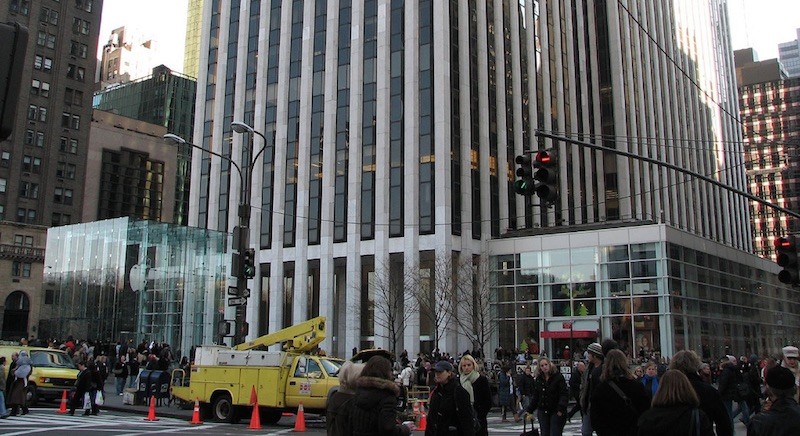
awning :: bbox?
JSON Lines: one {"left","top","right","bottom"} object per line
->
{"left": 540, "top": 330, "right": 597, "bottom": 339}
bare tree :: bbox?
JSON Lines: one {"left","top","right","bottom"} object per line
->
{"left": 372, "top": 259, "right": 419, "bottom": 357}
{"left": 413, "top": 252, "right": 459, "bottom": 350}
{"left": 351, "top": 258, "right": 419, "bottom": 357}
{"left": 451, "top": 253, "right": 497, "bottom": 358}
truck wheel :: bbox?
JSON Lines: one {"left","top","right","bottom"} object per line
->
{"left": 211, "top": 393, "right": 236, "bottom": 423}
{"left": 260, "top": 408, "right": 282, "bottom": 425}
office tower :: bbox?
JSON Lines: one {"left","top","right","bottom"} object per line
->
{"left": 778, "top": 28, "right": 800, "bottom": 78}
{"left": 93, "top": 65, "right": 196, "bottom": 224}
{"left": 2, "top": 0, "right": 102, "bottom": 228}
{"left": 98, "top": 26, "right": 157, "bottom": 89}
{"left": 190, "top": 1, "right": 792, "bottom": 357}
{"left": 735, "top": 48, "right": 800, "bottom": 260}
{"left": 183, "top": 0, "right": 204, "bottom": 78}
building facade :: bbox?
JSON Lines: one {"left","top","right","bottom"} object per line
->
{"left": 183, "top": 0, "right": 204, "bottom": 79}
{"left": 491, "top": 223, "right": 798, "bottom": 360}
{"left": 778, "top": 28, "right": 800, "bottom": 79}
{"left": 97, "top": 26, "right": 157, "bottom": 89}
{"left": 84, "top": 110, "right": 177, "bottom": 223}
{"left": 40, "top": 218, "right": 229, "bottom": 357}
{"left": 0, "top": 221, "right": 47, "bottom": 341}
{"left": 735, "top": 51, "right": 800, "bottom": 260}
{"left": 93, "top": 65, "right": 196, "bottom": 225}
{"left": 2, "top": 0, "right": 102, "bottom": 228}
{"left": 190, "top": 1, "right": 757, "bottom": 357}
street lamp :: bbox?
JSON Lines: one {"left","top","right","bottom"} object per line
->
{"left": 164, "top": 124, "right": 267, "bottom": 345}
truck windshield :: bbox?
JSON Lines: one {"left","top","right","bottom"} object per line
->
{"left": 321, "top": 359, "right": 342, "bottom": 377}
{"left": 30, "top": 351, "right": 77, "bottom": 369}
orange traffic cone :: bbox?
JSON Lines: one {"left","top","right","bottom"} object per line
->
{"left": 249, "top": 400, "right": 261, "bottom": 430}
{"left": 57, "top": 389, "right": 68, "bottom": 414}
{"left": 293, "top": 402, "right": 306, "bottom": 432}
{"left": 189, "top": 398, "right": 203, "bottom": 425}
{"left": 144, "top": 395, "right": 159, "bottom": 421}
{"left": 418, "top": 411, "right": 427, "bottom": 431}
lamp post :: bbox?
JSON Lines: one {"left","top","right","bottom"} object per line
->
{"left": 164, "top": 124, "right": 267, "bottom": 345}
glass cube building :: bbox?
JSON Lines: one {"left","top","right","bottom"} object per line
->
{"left": 40, "top": 218, "right": 230, "bottom": 357}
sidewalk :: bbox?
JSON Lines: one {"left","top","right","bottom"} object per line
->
{"left": 99, "top": 377, "right": 192, "bottom": 420}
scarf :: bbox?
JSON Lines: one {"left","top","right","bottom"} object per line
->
{"left": 460, "top": 370, "right": 479, "bottom": 404}
{"left": 641, "top": 374, "right": 659, "bottom": 396}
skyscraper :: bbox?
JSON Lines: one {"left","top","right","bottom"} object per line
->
{"left": 183, "top": 0, "right": 204, "bottom": 79}
{"left": 190, "top": 1, "right": 776, "bottom": 357}
{"left": 97, "top": 26, "right": 157, "bottom": 89}
{"left": 1, "top": 0, "right": 102, "bottom": 228}
{"left": 735, "top": 48, "right": 800, "bottom": 260}
{"left": 778, "top": 28, "right": 800, "bottom": 78}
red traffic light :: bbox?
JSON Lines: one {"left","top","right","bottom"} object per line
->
{"left": 535, "top": 150, "right": 553, "bottom": 165}
{"left": 775, "top": 236, "right": 794, "bottom": 249}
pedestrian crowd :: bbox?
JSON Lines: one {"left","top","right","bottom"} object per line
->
{"left": 0, "top": 335, "right": 179, "bottom": 419}
{"left": 325, "top": 341, "right": 800, "bottom": 435}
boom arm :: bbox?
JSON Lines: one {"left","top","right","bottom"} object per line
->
{"left": 234, "top": 316, "right": 327, "bottom": 352}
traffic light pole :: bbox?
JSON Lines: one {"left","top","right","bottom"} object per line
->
{"left": 535, "top": 130, "right": 800, "bottom": 220}
{"left": 234, "top": 133, "right": 253, "bottom": 345}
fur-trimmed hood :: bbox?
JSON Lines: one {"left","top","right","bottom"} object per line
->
{"left": 355, "top": 375, "right": 400, "bottom": 396}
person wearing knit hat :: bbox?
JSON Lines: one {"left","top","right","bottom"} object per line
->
{"left": 746, "top": 366, "right": 800, "bottom": 435}
{"left": 780, "top": 345, "right": 800, "bottom": 403}
{"left": 579, "top": 342, "right": 605, "bottom": 436}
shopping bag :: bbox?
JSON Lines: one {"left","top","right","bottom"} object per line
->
{"left": 95, "top": 391, "right": 104, "bottom": 406}
{"left": 83, "top": 392, "right": 91, "bottom": 410}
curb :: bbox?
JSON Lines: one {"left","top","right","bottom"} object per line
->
{"left": 100, "top": 404, "right": 192, "bottom": 420}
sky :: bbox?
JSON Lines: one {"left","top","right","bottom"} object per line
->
{"left": 727, "top": 0, "right": 799, "bottom": 60}
{"left": 97, "top": 0, "right": 188, "bottom": 73}
{"left": 97, "top": 0, "right": 798, "bottom": 75}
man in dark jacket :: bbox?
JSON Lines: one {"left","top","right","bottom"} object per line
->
{"left": 425, "top": 360, "right": 475, "bottom": 436}
{"left": 567, "top": 361, "right": 585, "bottom": 421}
{"left": 719, "top": 356, "right": 750, "bottom": 427}
{"left": 669, "top": 350, "right": 733, "bottom": 436}
{"left": 580, "top": 342, "right": 604, "bottom": 436}
{"left": 69, "top": 361, "right": 92, "bottom": 416}
{"left": 518, "top": 365, "right": 535, "bottom": 411}
{"left": 747, "top": 365, "right": 800, "bottom": 435}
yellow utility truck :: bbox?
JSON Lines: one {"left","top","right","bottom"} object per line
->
{"left": 170, "top": 317, "right": 343, "bottom": 423}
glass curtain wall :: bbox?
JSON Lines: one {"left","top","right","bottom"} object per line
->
{"left": 41, "top": 218, "right": 229, "bottom": 359}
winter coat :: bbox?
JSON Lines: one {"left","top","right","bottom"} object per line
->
{"left": 113, "top": 360, "right": 128, "bottom": 378}
{"left": 326, "top": 390, "right": 356, "bottom": 436}
{"left": 518, "top": 373, "right": 535, "bottom": 397}
{"left": 71, "top": 368, "right": 92, "bottom": 408}
{"left": 569, "top": 368, "right": 582, "bottom": 398}
{"left": 349, "top": 376, "right": 410, "bottom": 436}
{"left": 470, "top": 374, "right": 492, "bottom": 424}
{"left": 637, "top": 404, "right": 714, "bottom": 436}
{"left": 685, "top": 372, "right": 733, "bottom": 436}
{"left": 718, "top": 364, "right": 741, "bottom": 402}
{"left": 580, "top": 362, "right": 603, "bottom": 411}
{"left": 746, "top": 397, "right": 800, "bottom": 436}
{"left": 424, "top": 377, "right": 475, "bottom": 436}
{"left": 497, "top": 372, "right": 514, "bottom": 407}
{"left": 590, "top": 376, "right": 651, "bottom": 436}
{"left": 526, "top": 372, "right": 569, "bottom": 416}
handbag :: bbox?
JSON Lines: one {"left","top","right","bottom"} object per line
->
{"left": 95, "top": 390, "right": 104, "bottom": 406}
{"left": 608, "top": 381, "right": 639, "bottom": 416}
{"left": 520, "top": 416, "right": 540, "bottom": 436}
{"left": 83, "top": 392, "right": 92, "bottom": 410}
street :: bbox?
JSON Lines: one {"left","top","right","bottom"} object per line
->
{"left": 0, "top": 405, "right": 749, "bottom": 435}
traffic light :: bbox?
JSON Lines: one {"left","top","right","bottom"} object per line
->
{"left": 775, "top": 236, "right": 799, "bottom": 285}
{"left": 0, "top": 22, "right": 29, "bottom": 141}
{"left": 514, "top": 154, "right": 534, "bottom": 196}
{"left": 242, "top": 248, "right": 256, "bottom": 279}
{"left": 533, "top": 149, "right": 558, "bottom": 204}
